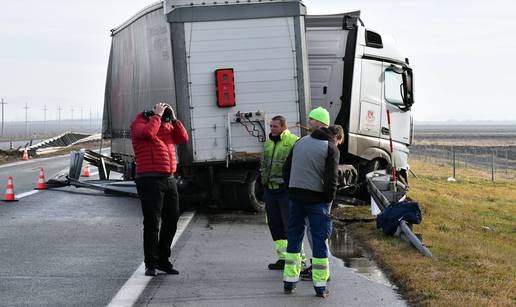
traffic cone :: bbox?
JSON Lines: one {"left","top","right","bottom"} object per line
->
{"left": 35, "top": 168, "right": 47, "bottom": 190}
{"left": 3, "top": 176, "right": 17, "bottom": 202}
{"left": 22, "top": 148, "right": 29, "bottom": 161}
{"left": 82, "top": 164, "right": 91, "bottom": 177}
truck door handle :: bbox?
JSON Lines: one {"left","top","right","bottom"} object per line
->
{"left": 381, "top": 127, "right": 390, "bottom": 135}
{"left": 323, "top": 86, "right": 327, "bottom": 95}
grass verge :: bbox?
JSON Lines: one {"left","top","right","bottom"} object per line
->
{"left": 333, "top": 159, "right": 516, "bottom": 306}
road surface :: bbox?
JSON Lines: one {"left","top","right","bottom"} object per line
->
{"left": 0, "top": 153, "right": 405, "bottom": 306}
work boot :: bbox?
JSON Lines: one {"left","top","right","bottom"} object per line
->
{"left": 315, "top": 289, "right": 330, "bottom": 298}
{"left": 145, "top": 267, "right": 157, "bottom": 276}
{"left": 283, "top": 282, "right": 296, "bottom": 294}
{"left": 300, "top": 265, "right": 312, "bottom": 280}
{"left": 157, "top": 261, "right": 179, "bottom": 275}
{"left": 268, "top": 259, "right": 285, "bottom": 270}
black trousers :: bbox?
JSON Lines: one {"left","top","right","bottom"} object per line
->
{"left": 135, "top": 176, "right": 180, "bottom": 268}
{"left": 264, "top": 188, "right": 290, "bottom": 241}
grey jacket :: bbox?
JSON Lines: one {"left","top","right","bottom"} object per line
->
{"left": 283, "top": 128, "right": 340, "bottom": 203}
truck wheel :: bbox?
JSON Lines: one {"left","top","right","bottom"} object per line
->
{"left": 357, "top": 158, "right": 386, "bottom": 201}
{"left": 236, "top": 170, "right": 264, "bottom": 212}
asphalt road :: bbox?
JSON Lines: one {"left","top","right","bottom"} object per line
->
{"left": 0, "top": 151, "right": 145, "bottom": 307}
{"left": 0, "top": 153, "right": 405, "bottom": 306}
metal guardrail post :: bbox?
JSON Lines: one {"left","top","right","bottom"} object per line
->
{"left": 452, "top": 147, "right": 456, "bottom": 179}
{"left": 492, "top": 151, "right": 495, "bottom": 182}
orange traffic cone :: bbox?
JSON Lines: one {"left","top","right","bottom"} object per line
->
{"left": 35, "top": 168, "right": 47, "bottom": 190}
{"left": 82, "top": 164, "right": 91, "bottom": 177}
{"left": 3, "top": 176, "right": 17, "bottom": 202}
{"left": 22, "top": 148, "right": 29, "bottom": 161}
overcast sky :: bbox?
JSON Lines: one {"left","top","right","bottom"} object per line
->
{"left": 0, "top": 0, "right": 515, "bottom": 122}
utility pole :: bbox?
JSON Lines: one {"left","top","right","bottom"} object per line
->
{"left": 89, "top": 108, "right": 92, "bottom": 132}
{"left": 57, "top": 105, "right": 63, "bottom": 131}
{"left": 0, "top": 98, "right": 7, "bottom": 136}
{"left": 23, "top": 103, "right": 30, "bottom": 138}
{"left": 42, "top": 105, "right": 48, "bottom": 134}
{"left": 70, "top": 107, "right": 75, "bottom": 132}
{"left": 80, "top": 107, "right": 84, "bottom": 131}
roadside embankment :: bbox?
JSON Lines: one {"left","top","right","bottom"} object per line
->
{"left": 0, "top": 140, "right": 106, "bottom": 166}
{"left": 332, "top": 159, "right": 515, "bottom": 306}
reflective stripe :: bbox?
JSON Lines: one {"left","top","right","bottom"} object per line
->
{"left": 284, "top": 252, "right": 301, "bottom": 280}
{"left": 283, "top": 276, "right": 300, "bottom": 282}
{"left": 274, "top": 240, "right": 287, "bottom": 260}
{"left": 312, "top": 257, "right": 329, "bottom": 285}
{"left": 312, "top": 264, "right": 328, "bottom": 270}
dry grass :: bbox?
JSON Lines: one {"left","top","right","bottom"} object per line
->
{"left": 412, "top": 156, "right": 516, "bottom": 182}
{"left": 336, "top": 160, "right": 516, "bottom": 307}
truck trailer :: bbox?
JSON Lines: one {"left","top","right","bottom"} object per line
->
{"left": 100, "top": 0, "right": 414, "bottom": 210}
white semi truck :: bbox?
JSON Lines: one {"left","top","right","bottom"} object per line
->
{"left": 100, "top": 0, "right": 414, "bottom": 210}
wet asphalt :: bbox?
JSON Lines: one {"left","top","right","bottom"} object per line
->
{"left": 0, "top": 153, "right": 144, "bottom": 306}
{"left": 135, "top": 213, "right": 405, "bottom": 307}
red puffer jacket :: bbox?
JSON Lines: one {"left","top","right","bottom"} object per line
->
{"left": 130, "top": 113, "right": 189, "bottom": 175}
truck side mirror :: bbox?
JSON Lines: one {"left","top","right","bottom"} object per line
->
{"left": 402, "top": 67, "right": 414, "bottom": 109}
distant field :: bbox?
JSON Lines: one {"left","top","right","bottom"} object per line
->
{"left": 413, "top": 124, "right": 516, "bottom": 146}
{"left": 412, "top": 125, "right": 516, "bottom": 180}
{"left": 0, "top": 119, "right": 102, "bottom": 141}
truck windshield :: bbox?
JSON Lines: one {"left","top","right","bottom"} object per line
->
{"left": 384, "top": 70, "right": 404, "bottom": 106}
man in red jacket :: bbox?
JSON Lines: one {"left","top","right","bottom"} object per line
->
{"left": 130, "top": 102, "right": 189, "bottom": 277}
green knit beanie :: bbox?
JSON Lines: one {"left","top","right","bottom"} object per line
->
{"left": 308, "top": 107, "right": 330, "bottom": 126}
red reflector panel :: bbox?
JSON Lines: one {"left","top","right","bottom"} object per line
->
{"left": 215, "top": 68, "right": 235, "bottom": 108}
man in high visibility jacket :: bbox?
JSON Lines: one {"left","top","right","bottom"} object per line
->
{"left": 260, "top": 115, "right": 299, "bottom": 270}
{"left": 282, "top": 124, "right": 343, "bottom": 298}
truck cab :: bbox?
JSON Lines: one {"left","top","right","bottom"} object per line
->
{"left": 306, "top": 12, "right": 414, "bottom": 185}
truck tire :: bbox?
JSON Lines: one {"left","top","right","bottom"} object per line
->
{"left": 236, "top": 170, "right": 264, "bottom": 212}
{"left": 357, "top": 158, "right": 387, "bottom": 202}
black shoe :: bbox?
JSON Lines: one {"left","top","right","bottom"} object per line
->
{"left": 157, "top": 262, "right": 179, "bottom": 275}
{"left": 268, "top": 260, "right": 285, "bottom": 270}
{"left": 315, "top": 289, "right": 330, "bottom": 298}
{"left": 145, "top": 268, "right": 157, "bottom": 276}
{"left": 300, "top": 266, "right": 312, "bottom": 281}
{"left": 284, "top": 286, "right": 295, "bottom": 294}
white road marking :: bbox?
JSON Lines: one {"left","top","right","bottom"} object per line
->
{"left": 107, "top": 211, "right": 196, "bottom": 307}
{"left": 16, "top": 190, "right": 40, "bottom": 199}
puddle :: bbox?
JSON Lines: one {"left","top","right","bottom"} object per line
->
{"left": 330, "top": 227, "right": 395, "bottom": 288}
{"left": 207, "top": 212, "right": 264, "bottom": 226}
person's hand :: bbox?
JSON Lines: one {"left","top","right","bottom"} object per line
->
{"left": 153, "top": 102, "right": 166, "bottom": 116}
{"left": 163, "top": 103, "right": 177, "bottom": 121}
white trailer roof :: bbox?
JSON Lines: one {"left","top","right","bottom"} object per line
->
{"left": 164, "top": 0, "right": 304, "bottom": 14}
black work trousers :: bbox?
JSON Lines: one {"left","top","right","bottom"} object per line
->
{"left": 264, "top": 188, "right": 290, "bottom": 241}
{"left": 135, "top": 176, "right": 180, "bottom": 269}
